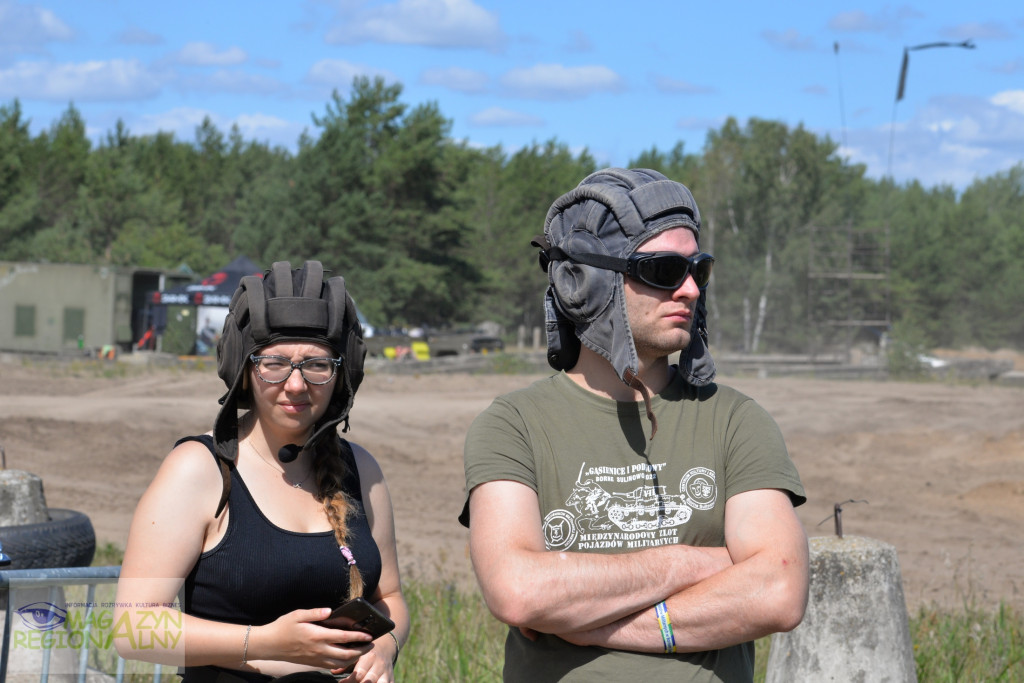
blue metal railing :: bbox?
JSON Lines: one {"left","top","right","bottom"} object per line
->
{"left": 0, "top": 566, "right": 167, "bottom": 683}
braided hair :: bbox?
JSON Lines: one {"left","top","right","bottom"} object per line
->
{"left": 313, "top": 437, "right": 364, "bottom": 600}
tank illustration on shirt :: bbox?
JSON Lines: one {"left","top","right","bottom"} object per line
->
{"left": 542, "top": 462, "right": 718, "bottom": 551}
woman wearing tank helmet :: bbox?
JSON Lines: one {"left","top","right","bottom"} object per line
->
{"left": 115, "top": 261, "right": 408, "bottom": 683}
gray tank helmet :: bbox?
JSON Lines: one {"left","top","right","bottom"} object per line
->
{"left": 533, "top": 168, "right": 716, "bottom": 434}
{"left": 211, "top": 260, "right": 366, "bottom": 515}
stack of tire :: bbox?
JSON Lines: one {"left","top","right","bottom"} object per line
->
{"left": 0, "top": 470, "right": 95, "bottom": 569}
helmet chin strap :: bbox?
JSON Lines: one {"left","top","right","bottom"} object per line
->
{"left": 278, "top": 443, "right": 303, "bottom": 463}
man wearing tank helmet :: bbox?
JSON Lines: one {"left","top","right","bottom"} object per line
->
{"left": 116, "top": 261, "right": 408, "bottom": 683}
{"left": 460, "top": 169, "right": 808, "bottom": 682}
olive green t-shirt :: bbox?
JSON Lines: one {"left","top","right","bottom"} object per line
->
{"left": 461, "top": 370, "right": 805, "bottom": 682}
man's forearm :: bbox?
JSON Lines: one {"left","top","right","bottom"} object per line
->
{"left": 556, "top": 492, "right": 810, "bottom": 653}
{"left": 560, "top": 545, "right": 808, "bottom": 652}
{"left": 475, "top": 542, "right": 732, "bottom": 633}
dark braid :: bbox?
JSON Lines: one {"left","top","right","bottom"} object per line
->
{"left": 314, "top": 436, "right": 364, "bottom": 601}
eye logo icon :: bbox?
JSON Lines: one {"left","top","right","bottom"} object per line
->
{"left": 15, "top": 602, "right": 67, "bottom": 631}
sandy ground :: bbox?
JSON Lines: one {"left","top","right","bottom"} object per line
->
{"left": 0, "top": 357, "right": 1021, "bottom": 614}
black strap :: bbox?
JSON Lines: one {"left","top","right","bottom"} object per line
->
{"left": 173, "top": 435, "right": 361, "bottom": 518}
{"left": 174, "top": 435, "right": 232, "bottom": 517}
{"left": 535, "top": 243, "right": 628, "bottom": 275}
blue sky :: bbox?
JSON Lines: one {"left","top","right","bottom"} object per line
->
{"left": 1, "top": 0, "right": 1021, "bottom": 191}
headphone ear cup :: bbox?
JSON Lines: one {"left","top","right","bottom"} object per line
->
{"left": 548, "top": 315, "right": 581, "bottom": 371}
{"left": 543, "top": 289, "right": 581, "bottom": 371}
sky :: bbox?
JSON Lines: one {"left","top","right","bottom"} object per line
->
{"left": 1, "top": 0, "right": 1022, "bottom": 192}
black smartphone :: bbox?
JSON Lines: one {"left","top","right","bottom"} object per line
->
{"left": 318, "top": 597, "right": 395, "bottom": 638}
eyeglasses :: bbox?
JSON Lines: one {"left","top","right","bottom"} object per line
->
{"left": 624, "top": 251, "right": 715, "bottom": 290}
{"left": 540, "top": 246, "right": 715, "bottom": 291}
{"left": 249, "top": 354, "right": 343, "bottom": 385}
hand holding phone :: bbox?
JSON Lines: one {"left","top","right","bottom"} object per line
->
{"left": 317, "top": 597, "right": 395, "bottom": 638}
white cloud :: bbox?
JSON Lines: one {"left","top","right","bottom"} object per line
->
{"left": 133, "top": 107, "right": 216, "bottom": 137}
{"left": 0, "top": 2, "right": 73, "bottom": 58}
{"left": 500, "top": 64, "right": 624, "bottom": 100}
{"left": 841, "top": 92, "right": 1024, "bottom": 189}
{"left": 926, "top": 119, "right": 956, "bottom": 134}
{"left": 420, "top": 66, "right": 488, "bottom": 93}
{"left": 326, "top": 0, "right": 504, "bottom": 50}
{"left": 177, "top": 69, "right": 287, "bottom": 95}
{"left": 468, "top": 107, "right": 542, "bottom": 127}
{"left": 992, "top": 90, "right": 1024, "bottom": 115}
{"left": 234, "top": 113, "right": 291, "bottom": 131}
{"left": 175, "top": 42, "right": 247, "bottom": 67}
{"left": 0, "top": 59, "right": 160, "bottom": 101}
{"left": 233, "top": 113, "right": 305, "bottom": 147}
{"left": 306, "top": 59, "right": 398, "bottom": 88}
{"left": 127, "top": 108, "right": 303, "bottom": 150}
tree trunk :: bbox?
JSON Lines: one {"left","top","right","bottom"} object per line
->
{"left": 751, "top": 246, "right": 773, "bottom": 352}
{"left": 742, "top": 296, "right": 752, "bottom": 353}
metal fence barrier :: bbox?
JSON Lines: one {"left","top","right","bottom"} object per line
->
{"left": 0, "top": 566, "right": 167, "bottom": 683}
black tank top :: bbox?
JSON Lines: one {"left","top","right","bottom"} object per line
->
{"left": 180, "top": 435, "right": 382, "bottom": 682}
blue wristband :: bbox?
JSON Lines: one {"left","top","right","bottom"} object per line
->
{"left": 655, "top": 601, "right": 676, "bottom": 654}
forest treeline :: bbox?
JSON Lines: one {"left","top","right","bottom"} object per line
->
{"left": 2, "top": 77, "right": 1022, "bottom": 355}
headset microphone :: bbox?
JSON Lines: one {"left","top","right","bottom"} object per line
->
{"left": 278, "top": 444, "right": 302, "bottom": 463}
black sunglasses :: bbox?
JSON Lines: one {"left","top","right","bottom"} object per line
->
{"left": 538, "top": 244, "right": 714, "bottom": 291}
{"left": 624, "top": 251, "right": 715, "bottom": 290}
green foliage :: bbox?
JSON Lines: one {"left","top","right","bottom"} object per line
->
{"left": 467, "top": 140, "right": 596, "bottom": 330}
{"left": 910, "top": 603, "right": 1023, "bottom": 682}
{"left": 693, "top": 117, "right": 858, "bottom": 353}
{"left": 92, "top": 542, "right": 125, "bottom": 566}
{"left": 399, "top": 580, "right": 506, "bottom": 682}
{"left": 885, "top": 319, "right": 933, "bottom": 379}
{"left": 1, "top": 93, "right": 1021, "bottom": 355}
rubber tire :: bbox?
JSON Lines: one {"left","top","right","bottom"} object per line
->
{"left": 0, "top": 508, "right": 96, "bottom": 569}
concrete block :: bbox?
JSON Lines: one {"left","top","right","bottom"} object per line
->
{"left": 0, "top": 470, "right": 48, "bottom": 526}
{"left": 766, "top": 535, "right": 917, "bottom": 683}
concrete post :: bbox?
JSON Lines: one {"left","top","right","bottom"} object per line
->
{"left": 0, "top": 471, "right": 48, "bottom": 527}
{"left": 1, "top": 471, "right": 100, "bottom": 681}
{"left": 766, "top": 535, "right": 917, "bottom": 683}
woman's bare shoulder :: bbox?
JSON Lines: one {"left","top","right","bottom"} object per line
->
{"left": 347, "top": 440, "right": 384, "bottom": 482}
{"left": 149, "top": 434, "right": 224, "bottom": 502}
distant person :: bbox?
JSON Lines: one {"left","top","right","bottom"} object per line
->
{"left": 461, "top": 168, "right": 809, "bottom": 681}
{"left": 116, "top": 261, "right": 408, "bottom": 683}
{"left": 196, "top": 317, "right": 219, "bottom": 356}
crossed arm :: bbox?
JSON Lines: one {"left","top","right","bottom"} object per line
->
{"left": 468, "top": 479, "right": 808, "bottom": 652}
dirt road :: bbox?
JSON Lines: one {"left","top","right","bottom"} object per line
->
{"left": 1, "top": 359, "right": 1021, "bottom": 613}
